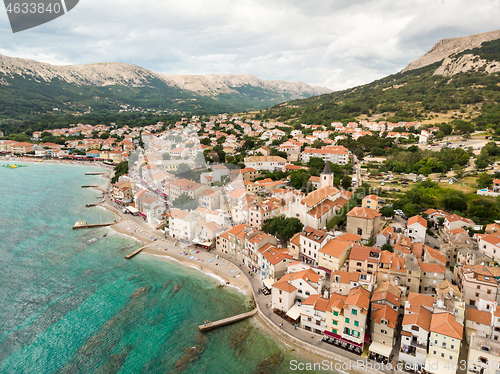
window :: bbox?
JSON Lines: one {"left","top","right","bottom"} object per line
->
{"left": 333, "top": 311, "right": 338, "bottom": 316}
{"left": 451, "top": 345, "right": 455, "bottom": 350}
{"left": 279, "top": 298, "right": 282, "bottom": 303}
{"left": 357, "top": 228, "right": 362, "bottom": 235}
{"left": 279, "top": 290, "right": 282, "bottom": 295}
{"left": 354, "top": 320, "right": 359, "bottom": 327}
{"left": 433, "top": 350, "right": 436, "bottom": 355}
{"left": 381, "top": 329, "right": 387, "bottom": 334}
{"left": 411, "top": 326, "right": 419, "bottom": 331}
{"left": 345, "top": 317, "right": 350, "bottom": 324}
{"left": 481, "top": 346, "right": 490, "bottom": 353}
{"left": 352, "top": 309, "right": 357, "bottom": 315}
{"left": 332, "top": 320, "right": 338, "bottom": 325}
{"left": 441, "top": 353, "right": 445, "bottom": 358}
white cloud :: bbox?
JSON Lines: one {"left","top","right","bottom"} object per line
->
{"left": 0, "top": 0, "right": 499, "bottom": 90}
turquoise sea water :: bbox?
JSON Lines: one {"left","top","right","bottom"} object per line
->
{"left": 0, "top": 162, "right": 317, "bottom": 374}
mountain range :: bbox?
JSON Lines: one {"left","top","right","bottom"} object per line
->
{"left": 261, "top": 29, "right": 500, "bottom": 130}
{"left": 0, "top": 54, "right": 330, "bottom": 117}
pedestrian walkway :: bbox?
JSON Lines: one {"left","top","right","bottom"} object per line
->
{"left": 213, "top": 251, "right": 384, "bottom": 368}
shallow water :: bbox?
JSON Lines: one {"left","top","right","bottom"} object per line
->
{"left": 0, "top": 161, "right": 319, "bottom": 374}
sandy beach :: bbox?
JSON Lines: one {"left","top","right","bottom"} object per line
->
{"left": 87, "top": 169, "right": 380, "bottom": 374}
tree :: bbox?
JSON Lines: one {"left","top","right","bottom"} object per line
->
{"left": 213, "top": 145, "right": 226, "bottom": 163}
{"left": 402, "top": 203, "right": 419, "bottom": 217}
{"left": 381, "top": 243, "right": 394, "bottom": 253}
{"left": 262, "top": 215, "right": 303, "bottom": 244}
{"left": 162, "top": 152, "right": 171, "bottom": 160}
{"left": 341, "top": 176, "right": 352, "bottom": 189}
{"left": 477, "top": 172, "right": 493, "bottom": 189}
{"left": 111, "top": 161, "right": 128, "bottom": 183}
{"left": 468, "top": 199, "right": 500, "bottom": 224}
{"left": 200, "top": 138, "right": 211, "bottom": 146}
{"left": 380, "top": 206, "right": 394, "bottom": 217}
{"left": 307, "top": 157, "right": 325, "bottom": 171}
{"left": 100, "top": 132, "right": 110, "bottom": 139}
{"left": 172, "top": 195, "right": 198, "bottom": 211}
{"left": 242, "top": 139, "right": 255, "bottom": 150}
{"left": 441, "top": 190, "right": 468, "bottom": 212}
{"left": 438, "top": 123, "right": 452, "bottom": 135}
{"left": 289, "top": 169, "right": 311, "bottom": 190}
{"left": 175, "top": 163, "right": 192, "bottom": 175}
{"left": 476, "top": 156, "right": 489, "bottom": 170}
{"left": 312, "top": 139, "right": 324, "bottom": 149}
{"left": 453, "top": 164, "right": 464, "bottom": 179}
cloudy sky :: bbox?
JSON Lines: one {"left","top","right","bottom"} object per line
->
{"left": 0, "top": 0, "right": 499, "bottom": 90}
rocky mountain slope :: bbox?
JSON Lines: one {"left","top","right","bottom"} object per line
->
{"left": 259, "top": 30, "right": 500, "bottom": 129}
{"left": 402, "top": 29, "right": 500, "bottom": 73}
{"left": 0, "top": 54, "right": 330, "bottom": 117}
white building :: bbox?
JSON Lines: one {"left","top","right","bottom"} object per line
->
{"left": 168, "top": 209, "right": 199, "bottom": 241}
{"left": 243, "top": 156, "right": 287, "bottom": 171}
{"left": 406, "top": 215, "right": 427, "bottom": 243}
{"left": 300, "top": 295, "right": 329, "bottom": 334}
{"left": 300, "top": 146, "right": 349, "bottom": 165}
{"left": 271, "top": 269, "right": 323, "bottom": 312}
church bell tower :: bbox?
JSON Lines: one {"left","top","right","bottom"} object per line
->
{"left": 320, "top": 161, "right": 334, "bottom": 188}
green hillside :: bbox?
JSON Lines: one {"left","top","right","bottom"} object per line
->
{"left": 0, "top": 73, "right": 306, "bottom": 119}
{"left": 260, "top": 39, "right": 500, "bottom": 131}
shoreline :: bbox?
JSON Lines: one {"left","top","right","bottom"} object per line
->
{"left": 0, "top": 156, "right": 115, "bottom": 170}
{"left": 91, "top": 169, "right": 377, "bottom": 374}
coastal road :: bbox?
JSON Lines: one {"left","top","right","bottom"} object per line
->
{"left": 214, "top": 251, "right": 396, "bottom": 374}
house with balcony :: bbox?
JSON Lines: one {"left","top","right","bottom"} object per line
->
{"left": 244, "top": 230, "right": 277, "bottom": 273}
{"left": 406, "top": 215, "right": 427, "bottom": 243}
{"left": 467, "top": 335, "right": 500, "bottom": 374}
{"left": 347, "top": 245, "right": 381, "bottom": 276}
{"left": 323, "top": 286, "right": 371, "bottom": 355}
{"left": 400, "top": 306, "right": 432, "bottom": 370}
{"left": 369, "top": 302, "right": 399, "bottom": 360}
{"left": 271, "top": 269, "right": 323, "bottom": 312}
{"left": 168, "top": 209, "right": 199, "bottom": 242}
{"left": 317, "top": 239, "right": 353, "bottom": 275}
{"left": 330, "top": 270, "right": 374, "bottom": 296}
{"left": 425, "top": 312, "right": 463, "bottom": 374}
{"left": 458, "top": 265, "right": 500, "bottom": 306}
{"left": 257, "top": 244, "right": 294, "bottom": 282}
{"left": 299, "top": 226, "right": 330, "bottom": 267}
{"left": 300, "top": 295, "right": 330, "bottom": 335}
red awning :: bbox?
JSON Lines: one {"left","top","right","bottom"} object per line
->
{"left": 318, "top": 266, "right": 332, "bottom": 274}
{"left": 322, "top": 331, "right": 363, "bottom": 348}
{"left": 138, "top": 212, "right": 147, "bottom": 217}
